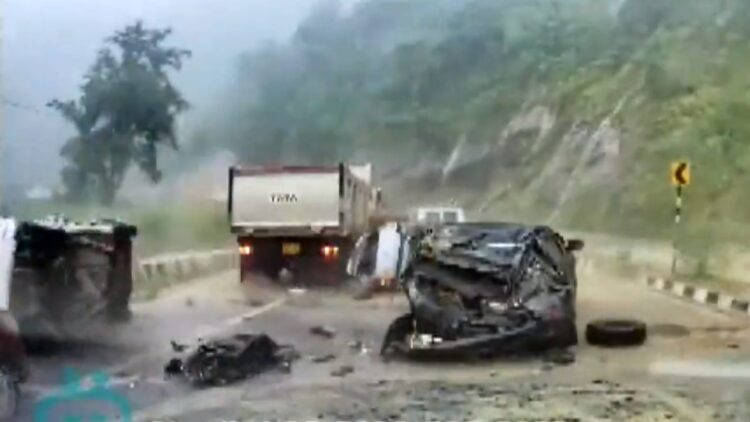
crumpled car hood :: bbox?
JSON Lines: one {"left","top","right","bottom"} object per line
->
{"left": 382, "top": 222, "right": 581, "bottom": 358}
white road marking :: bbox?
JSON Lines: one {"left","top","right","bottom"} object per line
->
{"left": 187, "top": 296, "right": 287, "bottom": 342}
{"left": 650, "top": 360, "right": 750, "bottom": 379}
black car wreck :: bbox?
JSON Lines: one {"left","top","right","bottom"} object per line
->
{"left": 349, "top": 222, "right": 584, "bottom": 360}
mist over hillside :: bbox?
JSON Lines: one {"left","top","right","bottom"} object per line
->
{"left": 209, "top": 0, "right": 750, "bottom": 243}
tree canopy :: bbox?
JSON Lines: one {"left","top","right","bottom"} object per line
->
{"left": 49, "top": 21, "right": 191, "bottom": 204}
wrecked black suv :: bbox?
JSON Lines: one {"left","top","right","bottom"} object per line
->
{"left": 366, "top": 222, "right": 583, "bottom": 359}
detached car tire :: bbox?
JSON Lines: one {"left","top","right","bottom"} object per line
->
{"left": 585, "top": 319, "right": 647, "bottom": 347}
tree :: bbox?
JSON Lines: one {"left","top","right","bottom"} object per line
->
{"left": 49, "top": 21, "right": 191, "bottom": 205}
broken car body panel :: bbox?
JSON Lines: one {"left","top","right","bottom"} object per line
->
{"left": 10, "top": 215, "right": 137, "bottom": 342}
{"left": 166, "top": 333, "right": 298, "bottom": 387}
{"left": 372, "top": 222, "right": 582, "bottom": 358}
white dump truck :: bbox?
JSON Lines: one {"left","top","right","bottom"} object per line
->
{"left": 228, "top": 163, "right": 382, "bottom": 284}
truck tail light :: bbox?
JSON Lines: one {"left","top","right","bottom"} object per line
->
{"left": 239, "top": 245, "right": 254, "bottom": 256}
{"left": 321, "top": 245, "right": 339, "bottom": 259}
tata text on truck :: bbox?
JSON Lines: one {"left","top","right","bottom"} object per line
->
{"left": 228, "top": 163, "right": 381, "bottom": 284}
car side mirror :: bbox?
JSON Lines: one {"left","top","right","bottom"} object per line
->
{"left": 566, "top": 239, "right": 584, "bottom": 252}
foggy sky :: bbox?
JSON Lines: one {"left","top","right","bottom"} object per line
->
{"left": 2, "top": 0, "right": 318, "bottom": 192}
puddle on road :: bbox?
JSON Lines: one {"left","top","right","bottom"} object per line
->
{"left": 650, "top": 361, "right": 750, "bottom": 379}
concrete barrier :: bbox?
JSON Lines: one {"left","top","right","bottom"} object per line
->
{"left": 134, "top": 249, "right": 238, "bottom": 285}
{"left": 563, "top": 230, "right": 750, "bottom": 284}
{"left": 643, "top": 276, "right": 750, "bottom": 317}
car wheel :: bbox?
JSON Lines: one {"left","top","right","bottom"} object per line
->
{"left": 585, "top": 319, "right": 647, "bottom": 347}
{"left": 380, "top": 313, "right": 413, "bottom": 359}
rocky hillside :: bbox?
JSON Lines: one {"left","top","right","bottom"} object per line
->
{"left": 213, "top": 0, "right": 750, "bottom": 243}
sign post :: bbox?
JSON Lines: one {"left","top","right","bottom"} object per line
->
{"left": 670, "top": 161, "right": 690, "bottom": 275}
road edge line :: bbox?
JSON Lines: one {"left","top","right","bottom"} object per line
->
{"left": 644, "top": 276, "right": 750, "bottom": 317}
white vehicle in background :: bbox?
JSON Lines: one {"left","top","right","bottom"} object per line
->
{"left": 409, "top": 206, "right": 466, "bottom": 225}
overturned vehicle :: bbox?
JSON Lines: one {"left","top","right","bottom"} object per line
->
{"left": 350, "top": 222, "right": 584, "bottom": 359}
{"left": 8, "top": 216, "right": 137, "bottom": 343}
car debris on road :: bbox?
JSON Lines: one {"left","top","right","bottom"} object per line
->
{"left": 348, "top": 340, "right": 369, "bottom": 355}
{"left": 311, "top": 353, "right": 336, "bottom": 363}
{"left": 9, "top": 215, "right": 137, "bottom": 344}
{"left": 170, "top": 340, "right": 188, "bottom": 353}
{"left": 330, "top": 365, "right": 354, "bottom": 377}
{"left": 310, "top": 325, "right": 336, "bottom": 339}
{"left": 164, "top": 333, "right": 298, "bottom": 387}
{"left": 349, "top": 222, "right": 585, "bottom": 360}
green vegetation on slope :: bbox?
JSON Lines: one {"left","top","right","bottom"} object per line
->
{"left": 214, "top": 0, "right": 750, "bottom": 248}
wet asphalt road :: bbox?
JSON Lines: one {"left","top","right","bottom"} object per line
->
{"left": 18, "top": 257, "right": 750, "bottom": 421}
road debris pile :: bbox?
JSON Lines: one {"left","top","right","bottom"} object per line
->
{"left": 380, "top": 223, "right": 583, "bottom": 359}
{"left": 165, "top": 333, "right": 298, "bottom": 387}
{"left": 10, "top": 215, "right": 137, "bottom": 343}
{"left": 309, "top": 325, "right": 336, "bottom": 339}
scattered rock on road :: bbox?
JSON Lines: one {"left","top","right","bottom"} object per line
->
{"left": 543, "top": 348, "right": 576, "bottom": 366}
{"left": 331, "top": 365, "right": 354, "bottom": 377}
{"left": 312, "top": 354, "right": 336, "bottom": 363}
{"left": 310, "top": 325, "right": 336, "bottom": 339}
{"left": 170, "top": 340, "right": 188, "bottom": 353}
{"left": 348, "top": 340, "right": 369, "bottom": 354}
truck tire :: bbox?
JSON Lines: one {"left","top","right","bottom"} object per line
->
{"left": 585, "top": 319, "right": 647, "bottom": 347}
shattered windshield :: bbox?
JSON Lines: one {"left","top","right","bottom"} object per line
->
{"left": 3, "top": 0, "right": 748, "bottom": 420}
